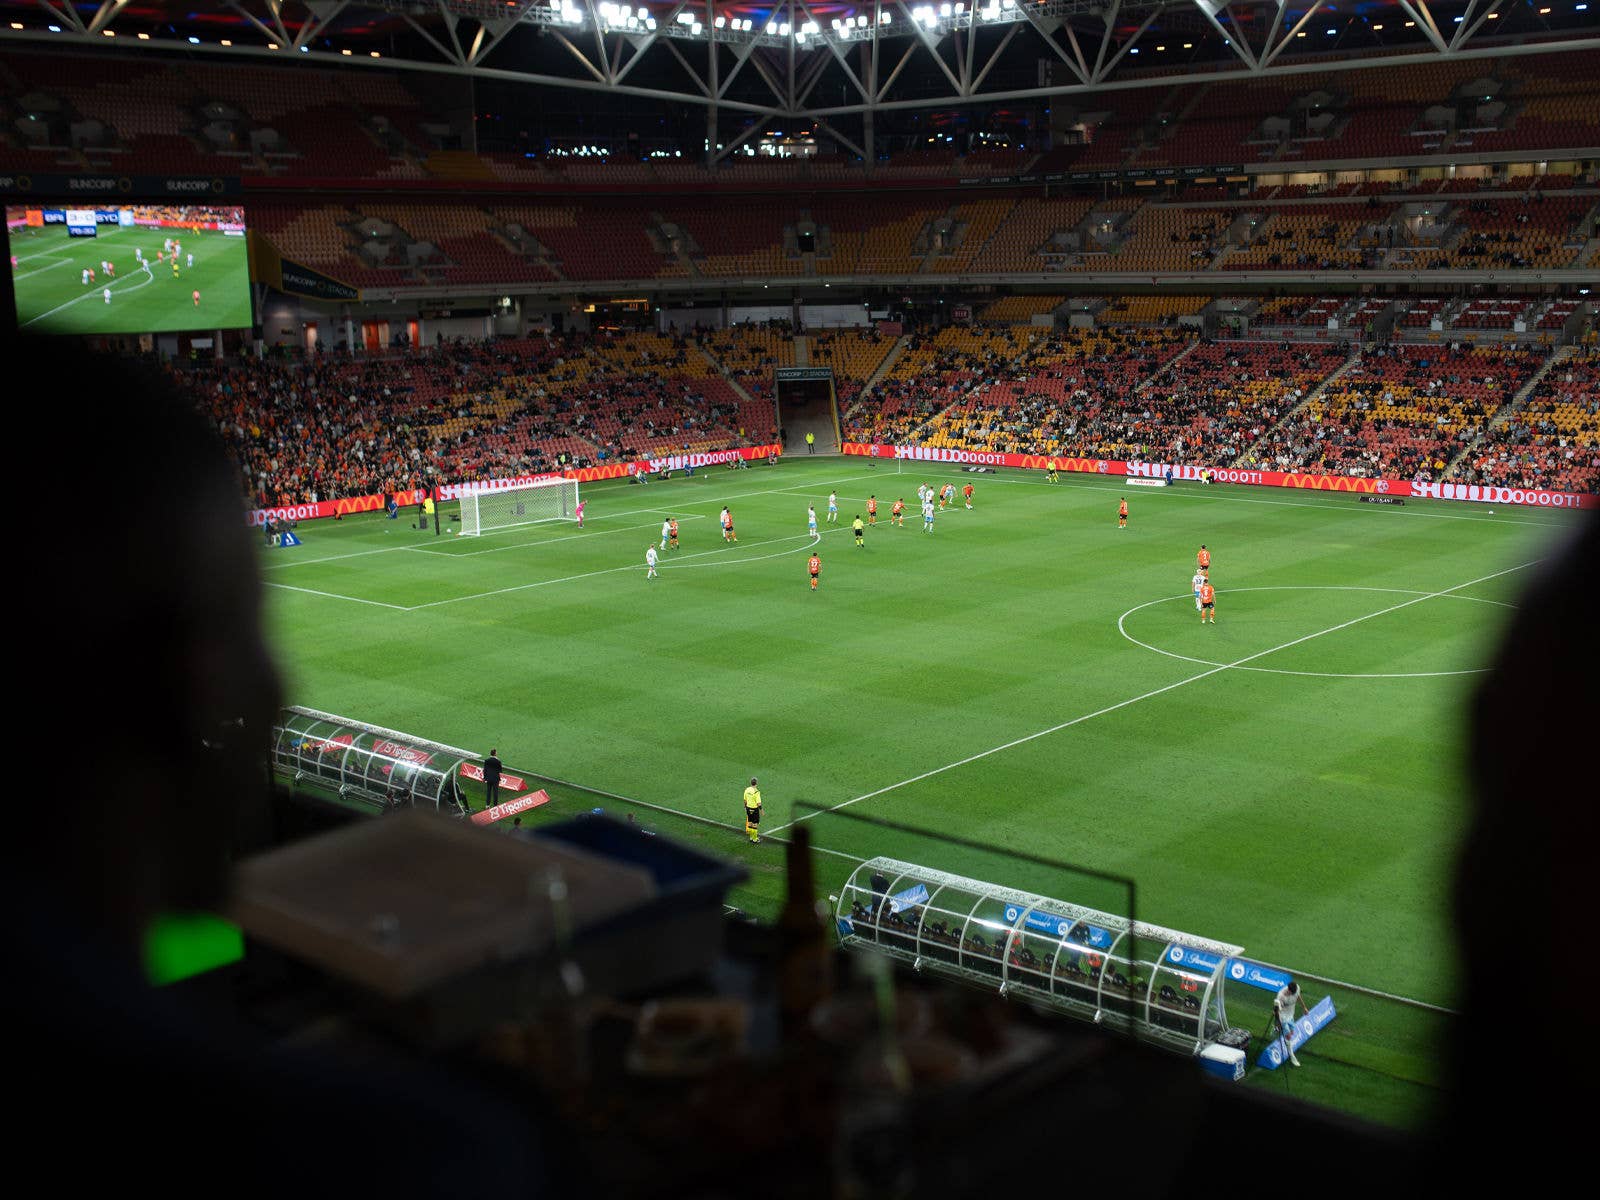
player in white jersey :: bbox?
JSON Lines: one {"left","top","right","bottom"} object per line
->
{"left": 807, "top": 506, "right": 818, "bottom": 536}
{"left": 82, "top": 268, "right": 90, "bottom": 286}
{"left": 720, "top": 507, "right": 731, "bottom": 542}
{"left": 827, "top": 492, "right": 838, "bottom": 523}
{"left": 661, "top": 519, "right": 672, "bottom": 550}
{"left": 102, "top": 288, "right": 111, "bottom": 304}
{"left": 922, "top": 500, "right": 935, "bottom": 532}
{"left": 645, "top": 546, "right": 659, "bottom": 579}
{"left": 1192, "top": 570, "right": 1207, "bottom": 612}
{"left": 186, "top": 253, "right": 193, "bottom": 268}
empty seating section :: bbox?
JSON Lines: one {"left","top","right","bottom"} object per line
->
{"left": 1458, "top": 351, "right": 1600, "bottom": 491}
{"left": 969, "top": 197, "right": 1094, "bottom": 273}
{"left": 663, "top": 203, "right": 806, "bottom": 277}
{"left": 1107, "top": 208, "right": 1228, "bottom": 272}
{"left": 1097, "top": 295, "right": 1210, "bottom": 324}
{"left": 1254, "top": 297, "right": 1339, "bottom": 327}
{"left": 810, "top": 329, "right": 899, "bottom": 411}
{"left": 1134, "top": 80, "right": 1299, "bottom": 167}
{"left": 1464, "top": 55, "right": 1600, "bottom": 154}
{"left": 1249, "top": 344, "right": 1543, "bottom": 479}
{"left": 1224, "top": 206, "right": 1368, "bottom": 269}
{"left": 928, "top": 199, "right": 1013, "bottom": 273}
{"left": 815, "top": 198, "right": 932, "bottom": 275}
{"left": 979, "top": 296, "right": 1064, "bottom": 324}
{"left": 1451, "top": 298, "right": 1532, "bottom": 330}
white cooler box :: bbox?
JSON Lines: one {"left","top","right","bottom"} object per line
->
{"left": 1198, "top": 1043, "right": 1246, "bottom": 1082}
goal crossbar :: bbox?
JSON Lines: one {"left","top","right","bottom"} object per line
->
{"left": 459, "top": 477, "right": 580, "bottom": 537}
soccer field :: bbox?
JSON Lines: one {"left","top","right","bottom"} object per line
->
{"left": 9, "top": 222, "right": 252, "bottom": 334}
{"left": 260, "top": 457, "right": 1575, "bottom": 1126}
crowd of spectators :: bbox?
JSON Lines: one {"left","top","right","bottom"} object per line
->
{"left": 1454, "top": 350, "right": 1600, "bottom": 492}
{"left": 175, "top": 332, "right": 776, "bottom": 507}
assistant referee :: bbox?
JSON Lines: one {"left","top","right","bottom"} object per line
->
{"left": 743, "top": 777, "right": 762, "bottom": 845}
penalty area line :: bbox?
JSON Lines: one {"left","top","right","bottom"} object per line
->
{"left": 262, "top": 581, "right": 410, "bottom": 610}
{"left": 767, "top": 558, "right": 1541, "bottom": 836}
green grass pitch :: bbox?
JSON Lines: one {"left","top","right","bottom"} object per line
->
{"left": 9, "top": 221, "right": 252, "bottom": 334}
{"left": 259, "top": 457, "right": 1576, "bottom": 1127}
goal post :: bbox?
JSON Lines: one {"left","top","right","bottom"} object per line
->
{"left": 459, "top": 477, "right": 580, "bottom": 537}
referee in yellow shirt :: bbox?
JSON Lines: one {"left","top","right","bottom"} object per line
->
{"left": 743, "top": 777, "right": 762, "bottom": 844}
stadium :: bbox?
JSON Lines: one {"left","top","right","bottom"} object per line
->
{"left": 4, "top": 1, "right": 1597, "bottom": 1192}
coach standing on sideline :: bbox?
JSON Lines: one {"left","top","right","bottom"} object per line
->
{"left": 483, "top": 748, "right": 503, "bottom": 809}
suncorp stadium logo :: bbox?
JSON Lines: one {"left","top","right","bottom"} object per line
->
{"left": 1230, "top": 961, "right": 1246, "bottom": 981}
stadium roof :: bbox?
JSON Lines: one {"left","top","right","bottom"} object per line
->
{"left": 3, "top": 1, "right": 1596, "bottom": 153}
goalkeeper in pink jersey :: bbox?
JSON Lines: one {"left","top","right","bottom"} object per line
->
{"left": 575, "top": 499, "right": 585, "bottom": 528}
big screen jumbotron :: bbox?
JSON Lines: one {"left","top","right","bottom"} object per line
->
{"left": 6, "top": 203, "right": 254, "bottom": 334}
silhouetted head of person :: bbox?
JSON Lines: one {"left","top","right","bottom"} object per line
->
{"left": 15, "top": 337, "right": 281, "bottom": 961}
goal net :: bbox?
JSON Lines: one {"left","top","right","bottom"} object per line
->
{"left": 459, "top": 477, "right": 580, "bottom": 536}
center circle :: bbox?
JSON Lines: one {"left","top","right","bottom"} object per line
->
{"left": 1116, "top": 586, "right": 1511, "bottom": 679}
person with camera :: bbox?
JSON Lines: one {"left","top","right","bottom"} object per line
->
{"left": 1272, "top": 980, "right": 1309, "bottom": 1067}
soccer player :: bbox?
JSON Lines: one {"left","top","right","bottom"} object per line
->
{"left": 102, "top": 288, "right": 111, "bottom": 304}
{"left": 922, "top": 498, "right": 935, "bottom": 533}
{"left": 1118, "top": 498, "right": 1128, "bottom": 529}
{"left": 852, "top": 515, "right": 864, "bottom": 547}
{"left": 172, "top": 260, "right": 180, "bottom": 279}
{"left": 867, "top": 495, "right": 877, "bottom": 526}
{"left": 668, "top": 517, "right": 679, "bottom": 550}
{"left": 724, "top": 508, "right": 736, "bottom": 543}
{"left": 1046, "top": 457, "right": 1058, "bottom": 483}
{"left": 807, "top": 505, "right": 818, "bottom": 537}
{"left": 1192, "top": 569, "right": 1207, "bottom": 613}
{"left": 1199, "top": 580, "right": 1216, "bottom": 624}
{"left": 1197, "top": 544, "right": 1211, "bottom": 577}
{"left": 574, "top": 499, "right": 585, "bottom": 528}
{"left": 743, "top": 777, "right": 762, "bottom": 843}
{"left": 962, "top": 483, "right": 974, "bottom": 509}
{"left": 891, "top": 498, "right": 905, "bottom": 527}
{"left": 186, "top": 253, "right": 193, "bottom": 268}
{"left": 939, "top": 484, "right": 955, "bottom": 511}
{"left": 82, "top": 268, "right": 90, "bottom": 286}
{"left": 720, "top": 506, "right": 730, "bottom": 542}
{"left": 192, "top": 289, "right": 200, "bottom": 307}
{"left": 660, "top": 519, "right": 671, "bottom": 550}
{"left": 808, "top": 552, "right": 821, "bottom": 591}
{"left": 645, "top": 545, "right": 659, "bottom": 580}
{"left": 827, "top": 491, "right": 838, "bottom": 524}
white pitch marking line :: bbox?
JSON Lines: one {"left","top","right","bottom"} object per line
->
{"left": 19, "top": 258, "right": 153, "bottom": 328}
{"left": 413, "top": 515, "right": 710, "bottom": 558}
{"left": 405, "top": 529, "right": 838, "bottom": 610}
{"left": 262, "top": 581, "right": 410, "bottom": 610}
{"left": 767, "top": 560, "right": 1540, "bottom": 835}
{"left": 260, "top": 469, "right": 876, "bottom": 570}
{"left": 1116, "top": 585, "right": 1516, "bottom": 679}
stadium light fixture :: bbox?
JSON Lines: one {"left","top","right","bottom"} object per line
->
{"left": 268, "top": 41, "right": 279, "bottom": 49}
{"left": 370, "top": 50, "right": 381, "bottom": 57}
{"left": 103, "top": 29, "right": 114, "bottom": 36}
{"left": 341, "top": 47, "right": 352, "bottom": 54}
{"left": 8, "top": 21, "right": 21, "bottom": 29}
{"left": 188, "top": 35, "right": 200, "bottom": 43}
{"left": 48, "top": 24, "right": 60, "bottom": 32}
{"left": 221, "top": 38, "right": 233, "bottom": 45}
{"left": 1372, "top": 23, "right": 1383, "bottom": 30}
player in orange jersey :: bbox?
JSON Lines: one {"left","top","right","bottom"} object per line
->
{"left": 867, "top": 495, "right": 878, "bottom": 526}
{"left": 1118, "top": 498, "right": 1128, "bottom": 529}
{"left": 808, "top": 552, "right": 821, "bottom": 591}
{"left": 1199, "top": 581, "right": 1216, "bottom": 623}
{"left": 1197, "top": 544, "right": 1211, "bottom": 576}
{"left": 891, "top": 498, "right": 905, "bottom": 527}
{"left": 962, "top": 482, "right": 974, "bottom": 509}
{"left": 668, "top": 517, "right": 679, "bottom": 550}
